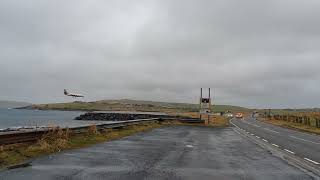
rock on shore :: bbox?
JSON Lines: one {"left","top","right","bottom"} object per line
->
{"left": 74, "top": 112, "right": 167, "bottom": 121}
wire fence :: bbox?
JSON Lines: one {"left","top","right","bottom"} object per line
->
{"left": 262, "top": 113, "right": 320, "bottom": 128}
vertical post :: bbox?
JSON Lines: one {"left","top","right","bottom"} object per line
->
{"left": 208, "top": 88, "right": 211, "bottom": 123}
{"left": 269, "top": 109, "right": 271, "bottom": 120}
{"left": 199, "top": 88, "right": 202, "bottom": 120}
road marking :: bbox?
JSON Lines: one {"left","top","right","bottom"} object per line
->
{"left": 233, "top": 128, "right": 243, "bottom": 136}
{"left": 229, "top": 121, "right": 239, "bottom": 128}
{"left": 64, "top": 153, "right": 76, "bottom": 156}
{"left": 186, "top": 145, "right": 194, "bottom": 148}
{"left": 242, "top": 120, "right": 261, "bottom": 128}
{"left": 304, "top": 158, "right": 320, "bottom": 165}
{"left": 262, "top": 139, "right": 268, "bottom": 142}
{"left": 255, "top": 136, "right": 260, "bottom": 139}
{"left": 272, "top": 144, "right": 279, "bottom": 147}
{"left": 290, "top": 136, "right": 320, "bottom": 145}
{"left": 263, "top": 128, "right": 280, "bottom": 134}
{"left": 242, "top": 121, "right": 254, "bottom": 125}
{"left": 230, "top": 121, "right": 248, "bottom": 134}
{"left": 284, "top": 149, "right": 295, "bottom": 154}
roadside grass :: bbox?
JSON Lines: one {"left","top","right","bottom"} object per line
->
{"left": 0, "top": 122, "right": 162, "bottom": 168}
{"left": 0, "top": 115, "right": 230, "bottom": 169}
{"left": 169, "top": 112, "right": 230, "bottom": 127}
{"left": 261, "top": 118, "right": 320, "bottom": 135}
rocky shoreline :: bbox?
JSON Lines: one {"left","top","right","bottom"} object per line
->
{"left": 74, "top": 112, "right": 173, "bottom": 121}
{"left": 73, "top": 112, "right": 200, "bottom": 121}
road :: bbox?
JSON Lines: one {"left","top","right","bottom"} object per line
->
{"left": 0, "top": 126, "right": 314, "bottom": 180}
{"left": 231, "top": 117, "right": 320, "bottom": 166}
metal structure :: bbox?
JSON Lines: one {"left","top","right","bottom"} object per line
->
{"left": 199, "top": 88, "right": 212, "bottom": 121}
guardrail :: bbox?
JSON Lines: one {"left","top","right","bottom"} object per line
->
{"left": 0, "top": 118, "right": 160, "bottom": 146}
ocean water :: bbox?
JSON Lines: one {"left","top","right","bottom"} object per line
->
{"left": 0, "top": 108, "right": 103, "bottom": 129}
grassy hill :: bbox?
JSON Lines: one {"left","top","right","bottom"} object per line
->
{"left": 26, "top": 99, "right": 250, "bottom": 113}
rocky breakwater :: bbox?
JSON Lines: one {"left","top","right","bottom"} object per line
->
{"left": 74, "top": 112, "right": 165, "bottom": 121}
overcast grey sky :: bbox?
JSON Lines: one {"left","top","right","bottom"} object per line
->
{"left": 1, "top": 0, "right": 320, "bottom": 108}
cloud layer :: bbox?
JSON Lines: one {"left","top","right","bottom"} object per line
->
{"left": 1, "top": 0, "right": 320, "bottom": 108}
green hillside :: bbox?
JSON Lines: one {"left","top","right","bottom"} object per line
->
{"left": 25, "top": 99, "right": 249, "bottom": 113}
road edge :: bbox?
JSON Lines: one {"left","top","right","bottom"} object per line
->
{"left": 230, "top": 119, "right": 320, "bottom": 179}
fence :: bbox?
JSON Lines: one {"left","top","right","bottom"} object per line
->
{"left": 263, "top": 114, "right": 320, "bottom": 128}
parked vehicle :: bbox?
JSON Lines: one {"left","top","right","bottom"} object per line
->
{"left": 224, "top": 113, "right": 234, "bottom": 118}
{"left": 235, "top": 113, "right": 243, "bottom": 119}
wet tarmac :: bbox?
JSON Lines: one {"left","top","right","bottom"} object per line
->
{"left": 231, "top": 117, "right": 320, "bottom": 164}
{"left": 0, "top": 126, "right": 314, "bottom": 180}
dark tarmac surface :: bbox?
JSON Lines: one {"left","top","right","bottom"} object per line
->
{"left": 0, "top": 126, "right": 314, "bottom": 180}
{"left": 231, "top": 117, "right": 320, "bottom": 164}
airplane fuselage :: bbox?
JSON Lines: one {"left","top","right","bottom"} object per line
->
{"left": 67, "top": 94, "right": 84, "bottom": 98}
{"left": 64, "top": 89, "right": 84, "bottom": 98}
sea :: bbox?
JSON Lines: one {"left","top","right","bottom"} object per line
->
{"left": 0, "top": 108, "right": 103, "bottom": 129}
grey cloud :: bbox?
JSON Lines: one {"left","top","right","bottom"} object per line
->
{"left": 0, "top": 0, "right": 320, "bottom": 108}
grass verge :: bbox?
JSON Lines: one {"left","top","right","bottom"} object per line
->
{"left": 260, "top": 118, "right": 320, "bottom": 135}
{"left": 0, "top": 122, "right": 162, "bottom": 168}
{"left": 170, "top": 112, "right": 230, "bottom": 127}
{"left": 0, "top": 116, "right": 229, "bottom": 169}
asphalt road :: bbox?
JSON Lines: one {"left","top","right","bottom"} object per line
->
{"left": 0, "top": 126, "right": 314, "bottom": 180}
{"left": 231, "top": 117, "right": 320, "bottom": 166}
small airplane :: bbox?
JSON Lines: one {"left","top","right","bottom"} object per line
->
{"left": 64, "top": 89, "right": 84, "bottom": 98}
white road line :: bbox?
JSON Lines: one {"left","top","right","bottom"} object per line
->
{"left": 242, "top": 121, "right": 251, "bottom": 125}
{"left": 284, "top": 149, "right": 295, "bottom": 154}
{"left": 63, "top": 153, "right": 76, "bottom": 156}
{"left": 272, "top": 144, "right": 279, "bottom": 147}
{"left": 255, "top": 136, "right": 260, "bottom": 139}
{"left": 233, "top": 128, "right": 242, "bottom": 136}
{"left": 229, "top": 121, "right": 239, "bottom": 128}
{"left": 304, "top": 158, "right": 320, "bottom": 165}
{"left": 263, "top": 128, "right": 280, "bottom": 134}
{"left": 262, "top": 139, "right": 268, "bottom": 142}
{"left": 242, "top": 120, "right": 262, "bottom": 127}
{"left": 290, "top": 136, "right": 320, "bottom": 145}
{"left": 230, "top": 121, "right": 248, "bottom": 133}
